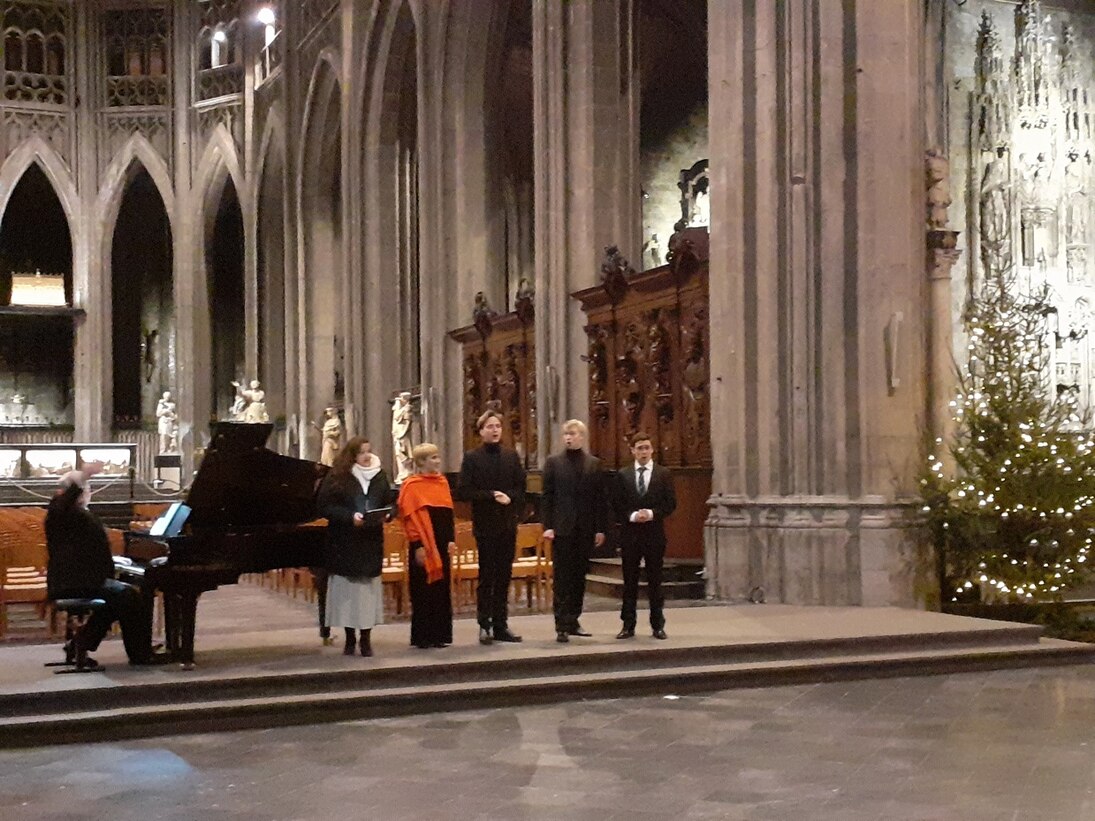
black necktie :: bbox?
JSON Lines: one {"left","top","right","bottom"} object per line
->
{"left": 637, "top": 466, "right": 647, "bottom": 496}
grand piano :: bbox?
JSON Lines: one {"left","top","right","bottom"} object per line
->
{"left": 122, "top": 422, "right": 328, "bottom": 666}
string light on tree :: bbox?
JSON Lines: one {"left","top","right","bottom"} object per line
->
{"left": 921, "top": 271, "right": 1095, "bottom": 605}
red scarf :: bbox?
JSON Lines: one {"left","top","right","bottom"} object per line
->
{"left": 397, "top": 472, "right": 452, "bottom": 585}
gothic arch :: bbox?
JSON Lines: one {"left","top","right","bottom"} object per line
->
{"left": 194, "top": 125, "right": 245, "bottom": 223}
{"left": 296, "top": 48, "right": 344, "bottom": 447}
{"left": 0, "top": 137, "right": 78, "bottom": 230}
{"left": 193, "top": 126, "right": 246, "bottom": 424}
{"left": 354, "top": 0, "right": 420, "bottom": 447}
{"left": 254, "top": 103, "right": 289, "bottom": 424}
{"left": 97, "top": 133, "right": 175, "bottom": 229}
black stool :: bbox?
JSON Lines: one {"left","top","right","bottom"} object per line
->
{"left": 46, "top": 598, "right": 108, "bottom": 674}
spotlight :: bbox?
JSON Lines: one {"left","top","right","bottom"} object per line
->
{"left": 212, "top": 30, "right": 227, "bottom": 43}
{"left": 256, "top": 7, "right": 276, "bottom": 26}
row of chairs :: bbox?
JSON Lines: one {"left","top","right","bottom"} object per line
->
{"left": 0, "top": 505, "right": 128, "bottom": 639}
{"left": 252, "top": 521, "right": 555, "bottom": 617}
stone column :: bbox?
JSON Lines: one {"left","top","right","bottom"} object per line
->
{"left": 531, "top": 0, "right": 640, "bottom": 458}
{"left": 170, "top": 0, "right": 202, "bottom": 474}
{"left": 71, "top": 0, "right": 105, "bottom": 441}
{"left": 705, "top": 0, "right": 931, "bottom": 607}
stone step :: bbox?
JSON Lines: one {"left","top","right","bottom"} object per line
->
{"left": 586, "top": 573, "right": 706, "bottom": 601}
{"left": 1, "top": 637, "right": 1090, "bottom": 748}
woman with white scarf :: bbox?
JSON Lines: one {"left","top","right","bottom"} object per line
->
{"left": 318, "top": 437, "right": 391, "bottom": 656}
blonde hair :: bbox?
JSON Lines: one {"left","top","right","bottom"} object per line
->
{"left": 412, "top": 442, "right": 440, "bottom": 468}
{"left": 562, "top": 419, "right": 587, "bottom": 436}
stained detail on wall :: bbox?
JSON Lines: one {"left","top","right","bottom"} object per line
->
{"left": 964, "top": 0, "right": 1094, "bottom": 401}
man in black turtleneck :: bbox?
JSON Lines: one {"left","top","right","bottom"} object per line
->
{"left": 456, "top": 410, "right": 527, "bottom": 644}
{"left": 541, "top": 419, "right": 608, "bottom": 643}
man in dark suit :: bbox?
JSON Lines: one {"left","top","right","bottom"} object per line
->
{"left": 456, "top": 410, "right": 526, "bottom": 644}
{"left": 612, "top": 432, "right": 676, "bottom": 640}
{"left": 541, "top": 419, "right": 608, "bottom": 643}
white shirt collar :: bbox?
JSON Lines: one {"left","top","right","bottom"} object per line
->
{"left": 634, "top": 460, "right": 654, "bottom": 472}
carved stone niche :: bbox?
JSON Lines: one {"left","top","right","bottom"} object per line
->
{"left": 448, "top": 302, "right": 537, "bottom": 468}
{"left": 572, "top": 235, "right": 711, "bottom": 560}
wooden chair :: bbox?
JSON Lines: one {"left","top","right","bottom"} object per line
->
{"left": 0, "top": 533, "right": 50, "bottom": 637}
{"left": 450, "top": 526, "right": 479, "bottom": 609}
{"left": 537, "top": 536, "right": 554, "bottom": 607}
{"left": 510, "top": 523, "right": 544, "bottom": 609}
{"left": 382, "top": 523, "right": 409, "bottom": 615}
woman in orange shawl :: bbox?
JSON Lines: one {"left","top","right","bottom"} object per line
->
{"left": 397, "top": 443, "right": 455, "bottom": 648}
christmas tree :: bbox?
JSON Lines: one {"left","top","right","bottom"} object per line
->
{"left": 922, "top": 268, "right": 1095, "bottom": 604}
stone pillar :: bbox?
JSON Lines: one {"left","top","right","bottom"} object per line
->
{"left": 170, "top": 0, "right": 202, "bottom": 474}
{"left": 71, "top": 0, "right": 106, "bottom": 441}
{"left": 531, "top": 0, "right": 640, "bottom": 459}
{"left": 704, "top": 0, "right": 931, "bottom": 607}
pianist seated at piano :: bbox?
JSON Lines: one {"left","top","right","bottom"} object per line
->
{"left": 318, "top": 437, "right": 392, "bottom": 657}
{"left": 45, "top": 465, "right": 167, "bottom": 666}
{"left": 398, "top": 443, "right": 455, "bottom": 649}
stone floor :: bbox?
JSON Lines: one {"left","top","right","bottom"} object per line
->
{"left": 3, "top": 665, "right": 1095, "bottom": 820}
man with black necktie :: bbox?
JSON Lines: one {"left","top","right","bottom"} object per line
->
{"left": 541, "top": 419, "right": 609, "bottom": 643}
{"left": 612, "top": 431, "right": 676, "bottom": 640}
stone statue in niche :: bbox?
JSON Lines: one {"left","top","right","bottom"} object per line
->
{"left": 231, "top": 379, "right": 269, "bottom": 423}
{"left": 1018, "top": 151, "right": 1059, "bottom": 267}
{"left": 925, "top": 149, "right": 951, "bottom": 230}
{"left": 642, "top": 233, "right": 663, "bottom": 269}
{"left": 156, "top": 390, "right": 178, "bottom": 454}
{"left": 1064, "top": 151, "right": 1089, "bottom": 247}
{"left": 391, "top": 390, "right": 415, "bottom": 483}
{"left": 690, "top": 189, "right": 710, "bottom": 227}
{"left": 313, "top": 407, "right": 342, "bottom": 467}
{"left": 979, "top": 150, "right": 1013, "bottom": 280}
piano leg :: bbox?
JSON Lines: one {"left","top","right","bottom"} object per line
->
{"left": 178, "top": 592, "right": 200, "bottom": 669}
{"left": 163, "top": 592, "right": 183, "bottom": 658}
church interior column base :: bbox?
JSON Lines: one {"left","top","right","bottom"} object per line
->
{"left": 704, "top": 496, "right": 933, "bottom": 608}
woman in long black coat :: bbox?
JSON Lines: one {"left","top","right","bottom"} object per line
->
{"left": 318, "top": 437, "right": 391, "bottom": 656}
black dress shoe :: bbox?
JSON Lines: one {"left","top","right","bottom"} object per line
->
{"left": 479, "top": 627, "right": 493, "bottom": 645}
{"left": 493, "top": 629, "right": 523, "bottom": 643}
{"left": 616, "top": 628, "right": 635, "bottom": 640}
{"left": 567, "top": 626, "right": 592, "bottom": 637}
{"left": 556, "top": 631, "right": 569, "bottom": 643}
{"left": 652, "top": 628, "right": 668, "bottom": 640}
{"left": 130, "top": 652, "right": 173, "bottom": 666}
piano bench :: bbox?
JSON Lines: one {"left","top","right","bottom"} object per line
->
{"left": 46, "top": 598, "right": 108, "bottom": 674}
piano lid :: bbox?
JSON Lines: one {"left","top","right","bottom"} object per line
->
{"left": 186, "top": 422, "right": 329, "bottom": 530}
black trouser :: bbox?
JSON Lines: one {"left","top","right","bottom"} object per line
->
{"left": 620, "top": 533, "right": 665, "bottom": 631}
{"left": 552, "top": 533, "right": 591, "bottom": 632}
{"left": 475, "top": 527, "right": 516, "bottom": 632}
{"left": 74, "top": 578, "right": 154, "bottom": 663}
